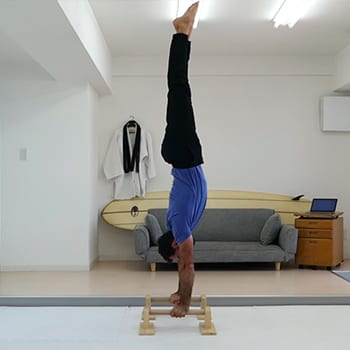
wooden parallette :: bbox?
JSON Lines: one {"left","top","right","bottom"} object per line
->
{"left": 139, "top": 294, "right": 216, "bottom": 336}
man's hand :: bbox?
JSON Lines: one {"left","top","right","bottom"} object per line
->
{"left": 170, "top": 303, "right": 189, "bottom": 318}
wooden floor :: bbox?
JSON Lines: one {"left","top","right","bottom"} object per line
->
{"left": 1, "top": 260, "right": 350, "bottom": 297}
{"left": 1, "top": 261, "right": 350, "bottom": 347}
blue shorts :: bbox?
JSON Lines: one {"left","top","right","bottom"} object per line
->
{"left": 166, "top": 165, "right": 207, "bottom": 244}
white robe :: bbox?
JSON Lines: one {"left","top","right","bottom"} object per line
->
{"left": 103, "top": 127, "right": 156, "bottom": 199}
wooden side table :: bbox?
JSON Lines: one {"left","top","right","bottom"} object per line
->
{"left": 295, "top": 217, "right": 344, "bottom": 269}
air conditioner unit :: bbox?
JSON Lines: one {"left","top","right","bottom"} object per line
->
{"left": 320, "top": 96, "right": 350, "bottom": 131}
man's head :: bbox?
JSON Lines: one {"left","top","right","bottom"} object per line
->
{"left": 158, "top": 231, "right": 178, "bottom": 262}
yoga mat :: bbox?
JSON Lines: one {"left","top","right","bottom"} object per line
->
{"left": 332, "top": 270, "right": 350, "bottom": 283}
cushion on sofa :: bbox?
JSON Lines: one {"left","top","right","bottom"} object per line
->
{"left": 148, "top": 209, "right": 167, "bottom": 232}
{"left": 260, "top": 213, "right": 282, "bottom": 245}
{"left": 145, "top": 214, "right": 163, "bottom": 245}
{"left": 147, "top": 208, "right": 276, "bottom": 242}
{"left": 193, "top": 208, "right": 275, "bottom": 241}
{"left": 193, "top": 241, "right": 285, "bottom": 262}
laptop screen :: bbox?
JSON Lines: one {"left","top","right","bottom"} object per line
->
{"left": 311, "top": 198, "right": 337, "bottom": 212}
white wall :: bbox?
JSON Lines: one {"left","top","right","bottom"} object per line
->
{"left": 0, "top": 117, "right": 2, "bottom": 265}
{"left": 98, "top": 54, "right": 350, "bottom": 260}
{"left": 335, "top": 43, "right": 350, "bottom": 92}
{"left": 0, "top": 81, "right": 98, "bottom": 271}
{"left": 87, "top": 85, "right": 99, "bottom": 266}
{"left": 1, "top": 54, "right": 349, "bottom": 270}
{"left": 57, "top": 0, "right": 112, "bottom": 92}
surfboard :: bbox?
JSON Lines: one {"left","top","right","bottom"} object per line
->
{"left": 101, "top": 190, "right": 311, "bottom": 230}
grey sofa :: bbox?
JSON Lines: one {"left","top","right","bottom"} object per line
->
{"left": 133, "top": 208, "right": 298, "bottom": 272}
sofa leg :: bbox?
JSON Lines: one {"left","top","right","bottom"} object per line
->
{"left": 275, "top": 262, "right": 281, "bottom": 271}
{"left": 150, "top": 262, "right": 156, "bottom": 272}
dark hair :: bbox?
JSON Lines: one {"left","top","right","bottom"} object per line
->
{"left": 158, "top": 231, "right": 175, "bottom": 262}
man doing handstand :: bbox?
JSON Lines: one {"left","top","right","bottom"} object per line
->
{"left": 158, "top": 2, "right": 207, "bottom": 318}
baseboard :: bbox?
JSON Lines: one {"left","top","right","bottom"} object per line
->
{"left": 98, "top": 255, "right": 141, "bottom": 262}
{"left": 1, "top": 295, "right": 350, "bottom": 307}
{"left": 0, "top": 258, "right": 141, "bottom": 271}
{"left": 89, "top": 257, "right": 99, "bottom": 270}
{"left": 0, "top": 265, "right": 91, "bottom": 272}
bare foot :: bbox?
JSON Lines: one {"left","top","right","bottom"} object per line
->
{"left": 173, "top": 1, "right": 199, "bottom": 37}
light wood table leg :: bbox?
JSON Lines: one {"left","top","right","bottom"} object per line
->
{"left": 150, "top": 262, "right": 156, "bottom": 272}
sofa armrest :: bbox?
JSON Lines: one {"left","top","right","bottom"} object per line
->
{"left": 278, "top": 225, "right": 298, "bottom": 255}
{"left": 133, "top": 225, "right": 151, "bottom": 257}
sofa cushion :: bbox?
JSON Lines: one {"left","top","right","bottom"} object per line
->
{"left": 145, "top": 241, "right": 285, "bottom": 263}
{"left": 193, "top": 208, "right": 275, "bottom": 241}
{"left": 148, "top": 209, "right": 168, "bottom": 232}
{"left": 145, "top": 214, "right": 163, "bottom": 245}
{"left": 148, "top": 208, "right": 275, "bottom": 242}
{"left": 194, "top": 241, "right": 285, "bottom": 262}
{"left": 260, "top": 213, "right": 282, "bottom": 245}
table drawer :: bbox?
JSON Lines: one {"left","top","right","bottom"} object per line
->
{"left": 296, "top": 238, "right": 332, "bottom": 266}
{"left": 298, "top": 229, "right": 333, "bottom": 239}
{"left": 295, "top": 219, "right": 334, "bottom": 229}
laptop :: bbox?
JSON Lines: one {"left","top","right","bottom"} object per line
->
{"left": 304, "top": 198, "right": 338, "bottom": 215}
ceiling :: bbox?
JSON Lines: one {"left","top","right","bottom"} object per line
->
{"left": 0, "top": 30, "right": 53, "bottom": 80}
{"left": 88, "top": 0, "right": 350, "bottom": 56}
{"left": 1, "top": 0, "right": 350, "bottom": 84}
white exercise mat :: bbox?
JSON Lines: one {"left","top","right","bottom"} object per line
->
{"left": 0, "top": 305, "right": 348, "bottom": 350}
